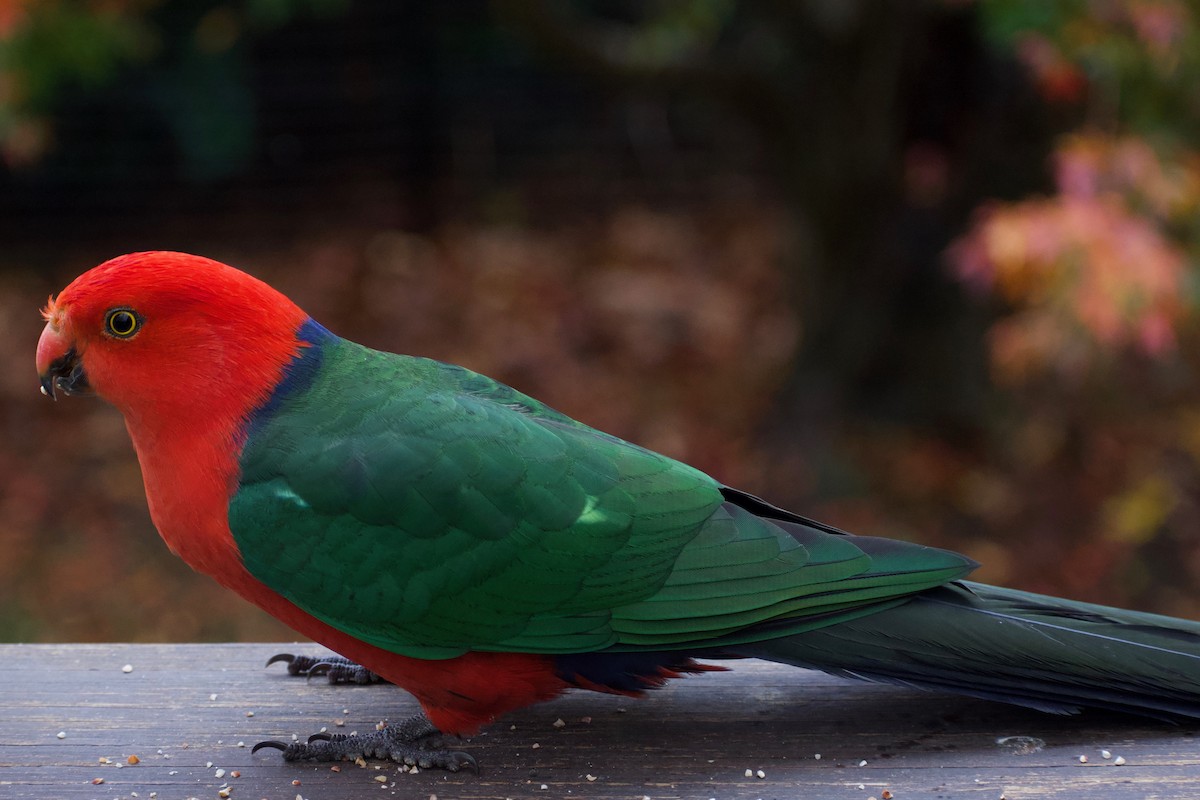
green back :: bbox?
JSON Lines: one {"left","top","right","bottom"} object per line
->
{"left": 230, "top": 333, "right": 973, "bottom": 659}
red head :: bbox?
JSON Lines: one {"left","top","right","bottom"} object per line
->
{"left": 36, "top": 251, "right": 310, "bottom": 433}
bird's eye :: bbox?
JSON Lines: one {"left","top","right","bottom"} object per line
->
{"left": 104, "top": 308, "right": 142, "bottom": 338}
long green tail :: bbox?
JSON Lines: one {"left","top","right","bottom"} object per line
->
{"left": 740, "top": 581, "right": 1200, "bottom": 719}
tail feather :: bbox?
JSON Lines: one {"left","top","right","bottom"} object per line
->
{"left": 737, "top": 581, "right": 1200, "bottom": 720}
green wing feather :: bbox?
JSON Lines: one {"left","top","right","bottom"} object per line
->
{"left": 230, "top": 335, "right": 974, "bottom": 658}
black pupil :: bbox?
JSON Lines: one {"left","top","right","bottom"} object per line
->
{"left": 111, "top": 312, "right": 135, "bottom": 334}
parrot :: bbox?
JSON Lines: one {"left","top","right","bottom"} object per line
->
{"left": 36, "top": 251, "right": 1200, "bottom": 770}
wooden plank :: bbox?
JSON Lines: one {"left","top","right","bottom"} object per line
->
{"left": 1, "top": 643, "right": 1198, "bottom": 799}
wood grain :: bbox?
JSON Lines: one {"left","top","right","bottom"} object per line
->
{"left": 2, "top": 643, "right": 1197, "bottom": 799}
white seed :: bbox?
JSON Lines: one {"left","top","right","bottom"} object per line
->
{"left": 859, "top": 759, "right": 868, "bottom": 767}
{"left": 586, "top": 774, "right": 597, "bottom": 782}
{"left": 1114, "top": 756, "right": 1127, "bottom": 765}
{"left": 215, "top": 768, "right": 226, "bottom": 778}
{"left": 755, "top": 769, "right": 766, "bottom": 779}
{"left": 552, "top": 718, "right": 566, "bottom": 728}
{"left": 56, "top": 731, "right": 66, "bottom": 739}
{"left": 813, "top": 753, "right": 821, "bottom": 760}
{"left": 1078, "top": 755, "right": 1088, "bottom": 763}
{"left": 122, "top": 664, "right": 133, "bottom": 673}
{"left": 1101, "top": 750, "right": 1112, "bottom": 759}
{"left": 744, "top": 769, "right": 753, "bottom": 778}
{"left": 374, "top": 775, "right": 387, "bottom": 783}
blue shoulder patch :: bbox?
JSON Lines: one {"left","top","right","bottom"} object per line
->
{"left": 242, "top": 318, "right": 334, "bottom": 438}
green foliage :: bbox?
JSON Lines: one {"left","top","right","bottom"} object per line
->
{"left": 0, "top": 0, "right": 347, "bottom": 174}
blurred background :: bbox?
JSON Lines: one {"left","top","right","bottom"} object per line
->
{"left": 4, "top": 0, "right": 1200, "bottom": 642}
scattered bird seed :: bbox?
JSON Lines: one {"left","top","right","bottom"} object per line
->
{"left": 1101, "top": 750, "right": 1112, "bottom": 759}
{"left": 1078, "top": 755, "right": 1088, "bottom": 763}
{"left": 553, "top": 718, "right": 566, "bottom": 728}
{"left": 531, "top": 743, "right": 540, "bottom": 749}
{"left": 230, "top": 771, "right": 240, "bottom": 778}
{"left": 374, "top": 775, "right": 388, "bottom": 783}
{"left": 586, "top": 774, "right": 598, "bottom": 782}
{"left": 210, "top": 693, "right": 218, "bottom": 701}
{"left": 755, "top": 769, "right": 766, "bottom": 779}
{"left": 1114, "top": 756, "right": 1126, "bottom": 766}
{"left": 218, "top": 789, "right": 231, "bottom": 799}
{"left": 245, "top": 711, "right": 254, "bottom": 717}
{"left": 56, "top": 732, "right": 66, "bottom": 739}
{"left": 882, "top": 791, "right": 893, "bottom": 799}
{"left": 122, "top": 664, "right": 133, "bottom": 673}
{"left": 236, "top": 741, "right": 245, "bottom": 748}
{"left": 127, "top": 755, "right": 140, "bottom": 765}
{"left": 215, "top": 768, "right": 226, "bottom": 778}
{"left": 859, "top": 760, "right": 868, "bottom": 767}
{"left": 814, "top": 753, "right": 821, "bottom": 760}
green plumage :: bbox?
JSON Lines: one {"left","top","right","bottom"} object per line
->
{"left": 230, "top": 333, "right": 973, "bottom": 659}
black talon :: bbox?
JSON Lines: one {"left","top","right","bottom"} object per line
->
{"left": 265, "top": 653, "right": 295, "bottom": 667}
{"left": 306, "top": 661, "right": 333, "bottom": 680}
{"left": 265, "top": 652, "right": 389, "bottom": 684}
{"left": 250, "top": 712, "right": 474, "bottom": 770}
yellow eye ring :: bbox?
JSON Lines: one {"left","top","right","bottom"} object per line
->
{"left": 104, "top": 308, "right": 142, "bottom": 338}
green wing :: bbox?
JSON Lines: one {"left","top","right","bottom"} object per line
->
{"left": 230, "top": 335, "right": 974, "bottom": 659}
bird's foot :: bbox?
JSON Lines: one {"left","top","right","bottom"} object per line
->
{"left": 252, "top": 713, "right": 477, "bottom": 772}
{"left": 266, "top": 652, "right": 389, "bottom": 685}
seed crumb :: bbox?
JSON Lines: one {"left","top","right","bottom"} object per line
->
{"left": 552, "top": 718, "right": 566, "bottom": 728}
{"left": 882, "top": 791, "right": 893, "bottom": 800}
{"left": 755, "top": 769, "right": 765, "bottom": 779}
{"left": 56, "top": 731, "right": 66, "bottom": 739}
{"left": 218, "top": 789, "right": 231, "bottom": 799}
{"left": 122, "top": 664, "right": 133, "bottom": 673}
{"left": 374, "top": 775, "right": 388, "bottom": 783}
{"left": 586, "top": 774, "right": 597, "bottom": 782}
{"left": 1078, "top": 755, "right": 1088, "bottom": 763}
{"left": 744, "top": 769, "right": 753, "bottom": 778}
{"left": 246, "top": 711, "right": 254, "bottom": 717}
{"left": 1114, "top": 756, "right": 1127, "bottom": 765}
{"left": 292, "top": 779, "right": 302, "bottom": 786}
{"left": 127, "top": 755, "right": 140, "bottom": 765}
{"left": 1101, "top": 749, "right": 1112, "bottom": 759}
{"left": 215, "top": 768, "right": 226, "bottom": 778}
{"left": 531, "top": 743, "right": 540, "bottom": 749}
{"left": 230, "top": 771, "right": 240, "bottom": 778}
{"left": 859, "top": 759, "right": 868, "bottom": 767}
{"left": 209, "top": 693, "right": 218, "bottom": 701}
{"left": 91, "top": 777, "right": 104, "bottom": 785}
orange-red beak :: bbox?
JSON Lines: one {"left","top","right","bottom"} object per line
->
{"left": 37, "top": 319, "right": 86, "bottom": 400}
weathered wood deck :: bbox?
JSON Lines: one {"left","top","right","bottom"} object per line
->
{"left": 2, "top": 643, "right": 1197, "bottom": 799}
